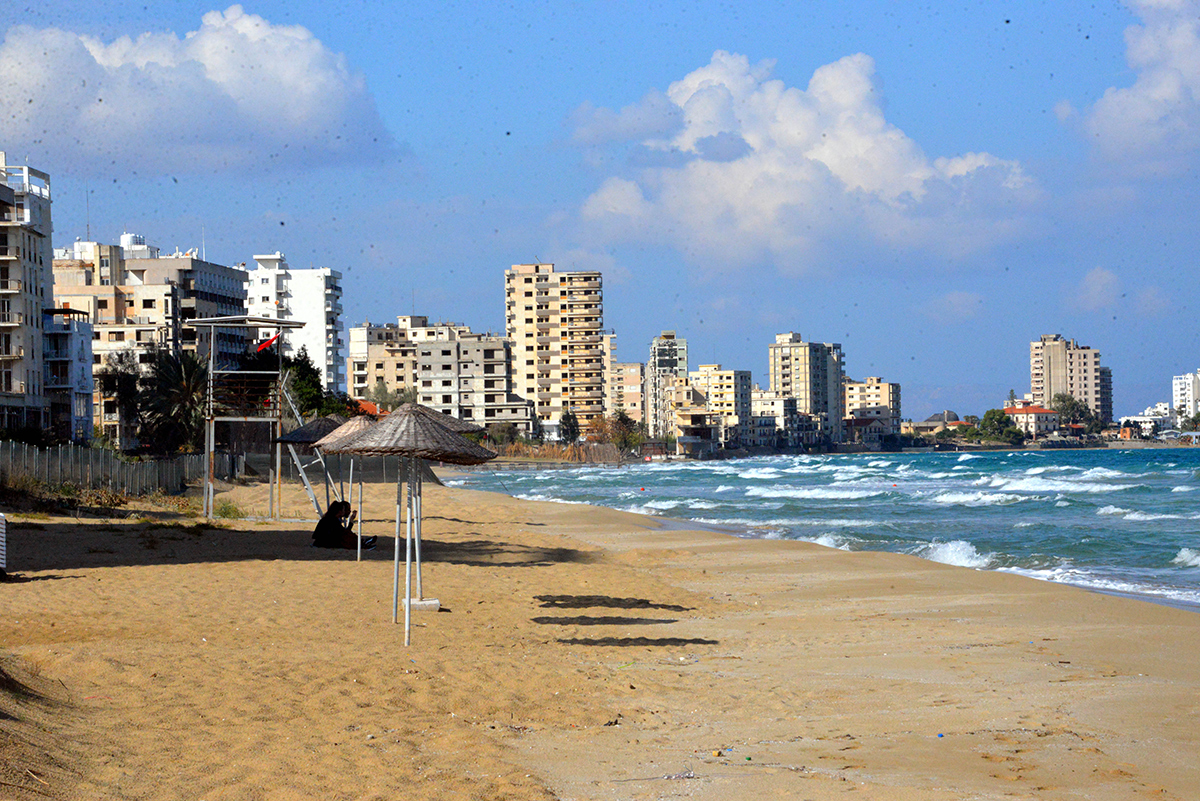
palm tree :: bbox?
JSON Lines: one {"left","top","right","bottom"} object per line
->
{"left": 141, "top": 349, "right": 208, "bottom": 454}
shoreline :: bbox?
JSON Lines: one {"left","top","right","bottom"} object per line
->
{"left": 3, "top": 480, "right": 1200, "bottom": 799}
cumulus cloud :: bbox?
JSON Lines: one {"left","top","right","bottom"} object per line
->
{"left": 1085, "top": 0, "right": 1200, "bottom": 170}
{"left": 923, "top": 291, "right": 984, "bottom": 324}
{"left": 572, "top": 51, "right": 1036, "bottom": 272}
{"left": 0, "top": 6, "right": 397, "bottom": 174}
{"left": 1073, "top": 267, "right": 1122, "bottom": 310}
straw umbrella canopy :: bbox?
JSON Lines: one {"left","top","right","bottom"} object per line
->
{"left": 313, "top": 415, "right": 376, "bottom": 451}
{"left": 330, "top": 404, "right": 494, "bottom": 464}
{"left": 328, "top": 404, "right": 496, "bottom": 645}
{"left": 406, "top": 404, "right": 485, "bottom": 435}
{"left": 277, "top": 414, "right": 348, "bottom": 446}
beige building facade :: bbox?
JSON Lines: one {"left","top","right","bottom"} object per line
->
{"left": 844, "top": 376, "right": 902, "bottom": 435}
{"left": 1030, "top": 334, "right": 1113, "bottom": 423}
{"left": 767, "top": 332, "right": 845, "bottom": 443}
{"left": 504, "top": 263, "right": 606, "bottom": 439}
{"left": 688, "top": 363, "right": 751, "bottom": 447}
{"left": 347, "top": 315, "right": 533, "bottom": 432}
{"left": 606, "top": 361, "right": 644, "bottom": 422}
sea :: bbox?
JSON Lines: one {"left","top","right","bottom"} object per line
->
{"left": 452, "top": 448, "right": 1200, "bottom": 610}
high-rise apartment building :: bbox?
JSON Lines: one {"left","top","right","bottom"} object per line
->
{"left": 646, "top": 330, "right": 688, "bottom": 438}
{"left": 688, "top": 363, "right": 751, "bottom": 447}
{"left": 844, "top": 376, "right": 902, "bottom": 435}
{"left": 0, "top": 152, "right": 52, "bottom": 431}
{"left": 246, "top": 253, "right": 344, "bottom": 393}
{"left": 606, "top": 362, "right": 645, "bottom": 422}
{"left": 346, "top": 315, "right": 533, "bottom": 431}
{"left": 55, "top": 238, "right": 248, "bottom": 446}
{"left": 1173, "top": 371, "right": 1200, "bottom": 419}
{"left": 1030, "top": 334, "right": 1113, "bottom": 424}
{"left": 504, "top": 263, "right": 606, "bottom": 439}
{"left": 767, "top": 332, "right": 845, "bottom": 443}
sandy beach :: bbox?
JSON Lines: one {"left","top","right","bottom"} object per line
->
{"left": 3, "top": 477, "right": 1199, "bottom": 800}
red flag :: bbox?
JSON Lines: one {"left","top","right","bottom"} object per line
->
{"left": 257, "top": 332, "right": 280, "bottom": 352}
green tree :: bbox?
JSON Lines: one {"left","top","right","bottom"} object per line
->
{"left": 96, "top": 348, "right": 142, "bottom": 448}
{"left": 1051, "top": 393, "right": 1101, "bottom": 435}
{"left": 559, "top": 410, "right": 580, "bottom": 444}
{"left": 978, "top": 409, "right": 1012, "bottom": 439}
{"left": 365, "top": 380, "right": 416, "bottom": 410}
{"left": 610, "top": 408, "right": 643, "bottom": 451}
{"left": 140, "top": 347, "right": 209, "bottom": 454}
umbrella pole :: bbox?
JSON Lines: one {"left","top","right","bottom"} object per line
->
{"left": 350, "top": 457, "right": 359, "bottom": 562}
{"left": 414, "top": 458, "right": 424, "bottom": 599}
{"left": 339, "top": 453, "right": 345, "bottom": 501}
{"left": 404, "top": 457, "right": 415, "bottom": 646}
{"left": 392, "top": 460, "right": 402, "bottom": 625}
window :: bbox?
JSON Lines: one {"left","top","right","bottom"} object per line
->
{"left": 261, "top": 296, "right": 270, "bottom": 303}
{"left": 110, "top": 331, "right": 124, "bottom": 341}
{"left": 142, "top": 299, "right": 155, "bottom": 309}
{"left": 97, "top": 299, "right": 108, "bottom": 309}
{"left": 261, "top": 277, "right": 269, "bottom": 284}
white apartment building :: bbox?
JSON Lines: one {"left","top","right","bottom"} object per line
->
{"left": 844, "top": 376, "right": 902, "bottom": 435}
{"left": 246, "top": 253, "right": 344, "bottom": 393}
{"left": 1172, "top": 371, "right": 1200, "bottom": 419}
{"left": 646, "top": 330, "right": 688, "bottom": 439}
{"left": 1002, "top": 404, "right": 1059, "bottom": 438}
{"left": 43, "top": 308, "right": 93, "bottom": 442}
{"left": 1030, "top": 334, "right": 1113, "bottom": 424}
{"left": 767, "top": 332, "right": 845, "bottom": 443}
{"left": 504, "top": 263, "right": 606, "bottom": 439}
{"left": 0, "top": 152, "right": 52, "bottom": 431}
{"left": 346, "top": 315, "right": 533, "bottom": 431}
{"left": 688, "top": 363, "right": 751, "bottom": 447}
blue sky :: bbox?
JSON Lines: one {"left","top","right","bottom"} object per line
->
{"left": 4, "top": 1, "right": 1198, "bottom": 419}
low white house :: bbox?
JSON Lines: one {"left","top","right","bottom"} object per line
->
{"left": 1003, "top": 405, "right": 1059, "bottom": 437}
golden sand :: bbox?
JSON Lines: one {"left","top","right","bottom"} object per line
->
{"left": 2, "top": 478, "right": 1199, "bottom": 799}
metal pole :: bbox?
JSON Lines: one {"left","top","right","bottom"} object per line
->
{"left": 392, "top": 461, "right": 403, "bottom": 625}
{"left": 357, "top": 475, "right": 363, "bottom": 563}
{"left": 351, "top": 458, "right": 360, "bottom": 561}
{"left": 404, "top": 457, "right": 414, "bottom": 646}
{"left": 415, "top": 457, "right": 424, "bottom": 599}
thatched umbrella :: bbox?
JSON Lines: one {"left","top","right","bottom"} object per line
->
{"left": 276, "top": 414, "right": 348, "bottom": 512}
{"left": 328, "top": 404, "right": 496, "bottom": 645}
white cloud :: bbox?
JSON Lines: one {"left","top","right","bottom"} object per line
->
{"left": 574, "top": 51, "right": 1036, "bottom": 272}
{"left": 0, "top": 6, "right": 396, "bottom": 175}
{"left": 1085, "top": 0, "right": 1200, "bottom": 170}
{"left": 1074, "top": 267, "right": 1122, "bottom": 311}
{"left": 923, "top": 291, "right": 984, "bottom": 324}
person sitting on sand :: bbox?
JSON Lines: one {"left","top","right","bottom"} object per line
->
{"left": 312, "top": 501, "right": 375, "bottom": 550}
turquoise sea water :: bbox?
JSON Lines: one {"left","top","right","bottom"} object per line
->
{"left": 454, "top": 448, "right": 1200, "bottom": 609}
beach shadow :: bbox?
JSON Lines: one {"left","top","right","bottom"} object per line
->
{"left": 418, "top": 537, "right": 597, "bottom": 567}
{"left": 425, "top": 516, "right": 547, "bottom": 527}
{"left": 535, "top": 594, "right": 693, "bottom": 612}
{"left": 0, "top": 573, "right": 81, "bottom": 584}
{"left": 557, "top": 636, "right": 720, "bottom": 647}
{"left": 531, "top": 615, "right": 678, "bottom": 626}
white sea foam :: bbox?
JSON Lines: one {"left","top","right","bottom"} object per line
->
{"left": 988, "top": 477, "right": 1141, "bottom": 494}
{"left": 957, "top": 454, "right": 981, "bottom": 462}
{"left": 738, "top": 468, "right": 783, "bottom": 480}
{"left": 1081, "top": 467, "right": 1127, "bottom": 479}
{"left": 929, "top": 491, "right": 1024, "bottom": 507}
{"left": 746, "top": 486, "right": 887, "bottom": 500}
{"left": 514, "top": 493, "right": 586, "bottom": 505}
{"left": 1055, "top": 500, "right": 1071, "bottom": 507}
{"left": 1125, "top": 511, "right": 1200, "bottom": 522}
{"left": 1014, "top": 522, "right": 1036, "bottom": 528}
{"left": 1001, "top": 565, "right": 1200, "bottom": 607}
{"left": 644, "top": 499, "right": 684, "bottom": 510}
{"left": 688, "top": 500, "right": 718, "bottom": 510}
{"left": 868, "top": 460, "right": 893, "bottom": 468}
{"left": 715, "top": 485, "right": 736, "bottom": 493}
{"left": 915, "top": 540, "right": 993, "bottom": 568}
{"left": 1173, "top": 548, "right": 1200, "bottom": 567}
{"left": 1172, "top": 486, "right": 1196, "bottom": 493}
{"left": 810, "top": 534, "right": 852, "bottom": 550}
{"left": 1097, "top": 505, "right": 1132, "bottom": 516}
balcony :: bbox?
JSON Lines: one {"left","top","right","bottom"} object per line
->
{"left": 0, "top": 246, "right": 18, "bottom": 259}
{"left": 0, "top": 345, "right": 22, "bottom": 359}
{"left": 44, "top": 347, "right": 69, "bottom": 360}
{"left": 0, "top": 210, "right": 29, "bottom": 224}
{"left": 0, "top": 278, "right": 20, "bottom": 293}
{"left": 0, "top": 312, "right": 23, "bottom": 325}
